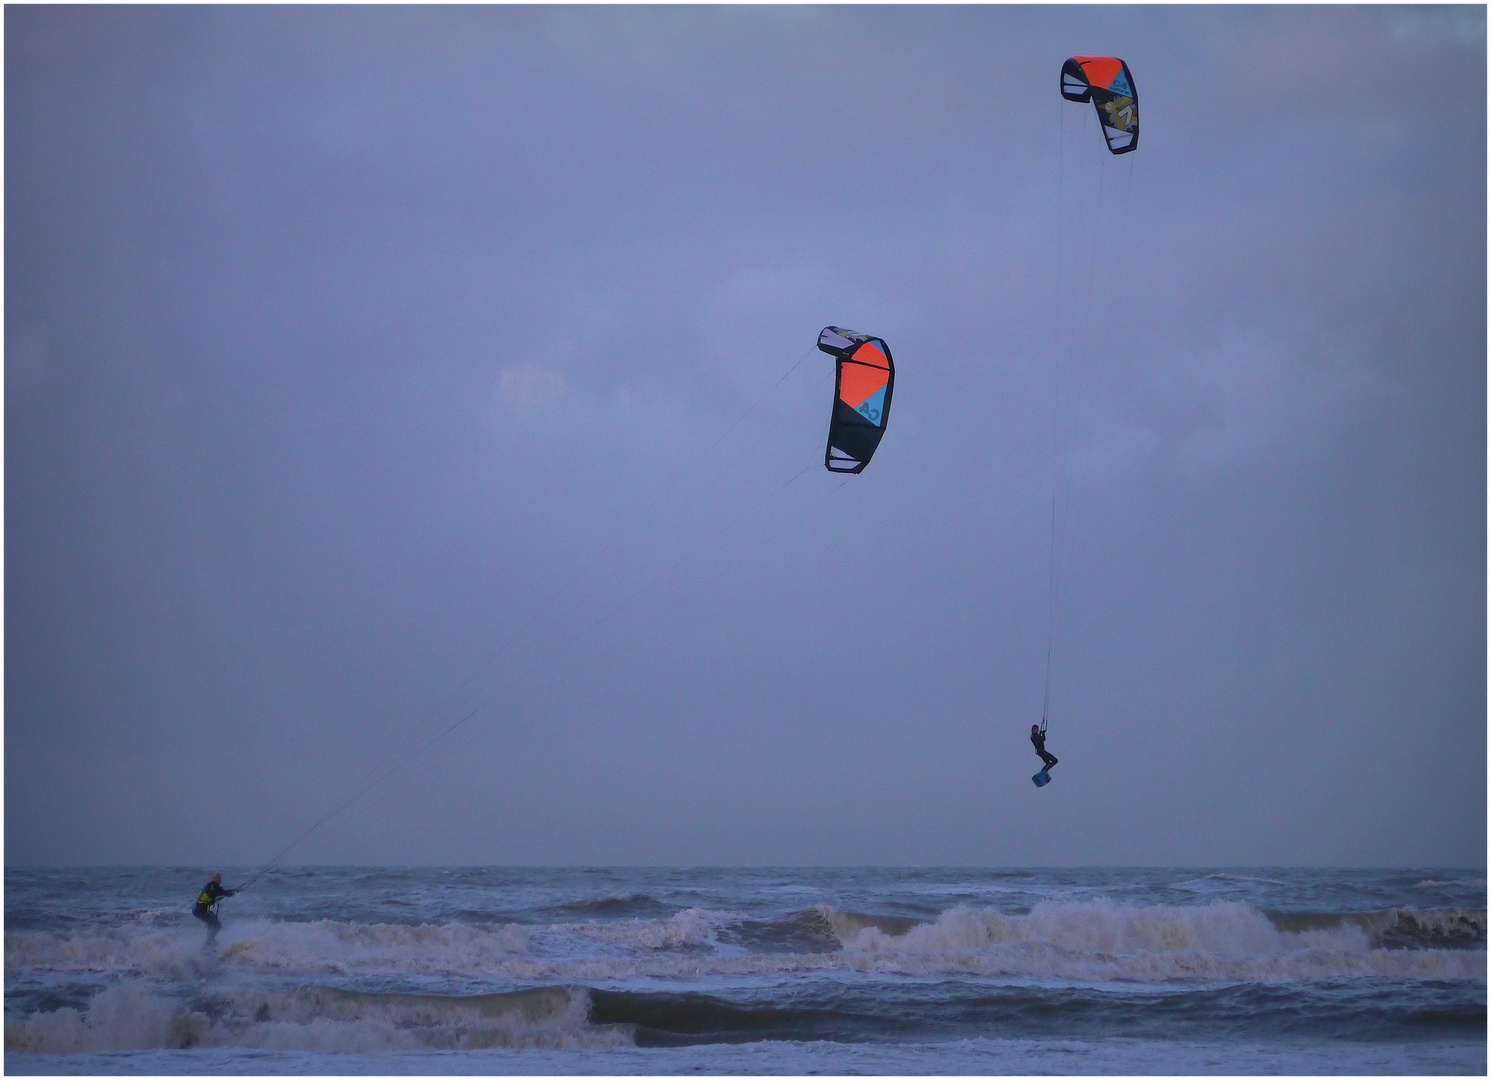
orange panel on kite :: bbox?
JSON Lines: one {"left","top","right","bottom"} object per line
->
{"left": 1073, "top": 55, "right": 1123, "bottom": 90}
{"left": 838, "top": 346, "right": 891, "bottom": 410}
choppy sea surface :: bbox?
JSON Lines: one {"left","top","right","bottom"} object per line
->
{"left": 4, "top": 866, "right": 1485, "bottom": 1075}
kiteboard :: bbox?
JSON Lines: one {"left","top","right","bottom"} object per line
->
{"left": 1032, "top": 770, "right": 1051, "bottom": 788}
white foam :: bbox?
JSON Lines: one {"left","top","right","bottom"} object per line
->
{"left": 4, "top": 911, "right": 762, "bottom": 986}
{"left": 4, "top": 982, "right": 630, "bottom": 1055}
{"left": 570, "top": 907, "right": 741, "bottom": 950}
{"left": 4, "top": 984, "right": 210, "bottom": 1054}
{"left": 6, "top": 918, "right": 533, "bottom": 980}
{"left": 7, "top": 901, "right": 1483, "bottom": 995}
{"left": 824, "top": 899, "right": 1487, "bottom": 982}
{"left": 1376, "top": 906, "right": 1487, "bottom": 949}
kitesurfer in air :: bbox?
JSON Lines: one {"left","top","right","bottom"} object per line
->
{"left": 193, "top": 873, "right": 237, "bottom": 947}
{"left": 1031, "top": 724, "right": 1058, "bottom": 773}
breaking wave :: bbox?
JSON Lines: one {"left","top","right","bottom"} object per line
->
{"left": 7, "top": 901, "right": 1484, "bottom": 987}
{"left": 1265, "top": 907, "right": 1486, "bottom": 950}
{"left": 8, "top": 899, "right": 1484, "bottom": 1053}
{"left": 812, "top": 906, "right": 918, "bottom": 940}
{"left": 817, "top": 900, "right": 1487, "bottom": 982}
{"left": 5, "top": 983, "right": 627, "bottom": 1054}
{"left": 556, "top": 893, "right": 669, "bottom": 918}
{"left": 8, "top": 974, "right": 1485, "bottom": 1056}
{"left": 571, "top": 906, "right": 741, "bottom": 950}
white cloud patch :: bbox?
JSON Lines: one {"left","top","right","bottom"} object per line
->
{"left": 498, "top": 363, "right": 568, "bottom": 409}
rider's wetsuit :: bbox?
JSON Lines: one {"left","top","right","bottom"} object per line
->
{"left": 193, "top": 880, "right": 236, "bottom": 944}
{"left": 1031, "top": 729, "right": 1058, "bottom": 772}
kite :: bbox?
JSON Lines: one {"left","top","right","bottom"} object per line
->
{"left": 1061, "top": 56, "right": 1139, "bottom": 154}
{"left": 818, "top": 326, "right": 895, "bottom": 473}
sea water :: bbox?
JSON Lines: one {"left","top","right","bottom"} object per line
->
{"left": 5, "top": 866, "right": 1485, "bottom": 1075}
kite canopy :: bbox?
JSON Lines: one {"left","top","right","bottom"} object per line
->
{"left": 1061, "top": 56, "right": 1139, "bottom": 154}
{"left": 818, "top": 326, "right": 895, "bottom": 473}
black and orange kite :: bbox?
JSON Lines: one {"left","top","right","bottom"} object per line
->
{"left": 1061, "top": 56, "right": 1139, "bottom": 154}
{"left": 818, "top": 327, "right": 895, "bottom": 474}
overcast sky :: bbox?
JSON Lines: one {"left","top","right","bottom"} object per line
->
{"left": 6, "top": 5, "right": 1485, "bottom": 868}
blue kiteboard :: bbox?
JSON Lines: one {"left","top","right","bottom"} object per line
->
{"left": 1032, "top": 770, "right": 1051, "bottom": 788}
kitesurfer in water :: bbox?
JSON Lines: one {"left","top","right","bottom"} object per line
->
{"left": 193, "top": 873, "right": 237, "bottom": 947}
{"left": 1031, "top": 725, "right": 1058, "bottom": 773}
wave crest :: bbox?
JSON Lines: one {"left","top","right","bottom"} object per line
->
{"left": 7, "top": 902, "right": 1483, "bottom": 992}
{"left": 4, "top": 983, "right": 629, "bottom": 1055}
{"left": 1265, "top": 908, "right": 1486, "bottom": 949}
{"left": 573, "top": 907, "right": 740, "bottom": 950}
{"left": 823, "top": 900, "right": 1486, "bottom": 982}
